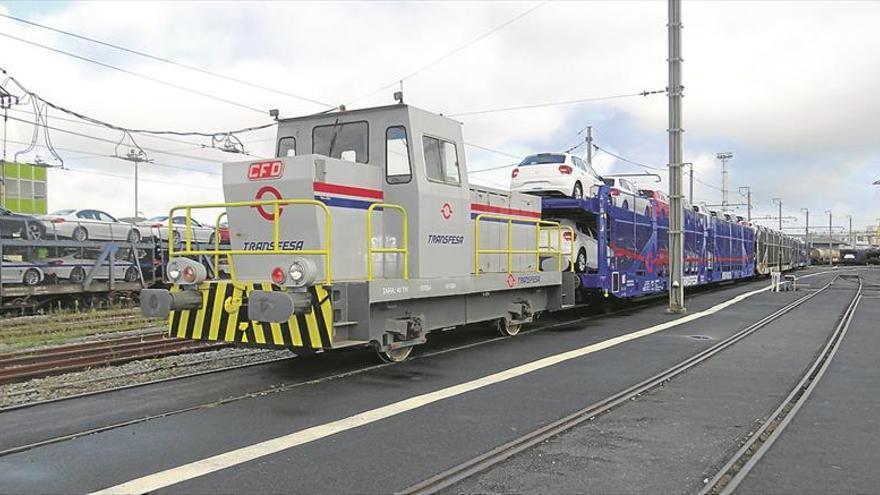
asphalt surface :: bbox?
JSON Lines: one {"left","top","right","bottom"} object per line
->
{"left": 735, "top": 268, "right": 880, "bottom": 494}
{"left": 452, "top": 269, "right": 863, "bottom": 495}
{"left": 0, "top": 268, "right": 847, "bottom": 494}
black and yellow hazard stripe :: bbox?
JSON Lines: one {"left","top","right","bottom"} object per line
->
{"left": 167, "top": 281, "right": 333, "bottom": 350}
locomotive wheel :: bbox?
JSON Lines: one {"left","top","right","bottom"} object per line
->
{"left": 377, "top": 346, "right": 413, "bottom": 363}
{"left": 496, "top": 317, "right": 522, "bottom": 337}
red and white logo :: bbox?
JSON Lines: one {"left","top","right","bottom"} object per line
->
{"left": 440, "top": 203, "right": 453, "bottom": 220}
{"left": 506, "top": 273, "right": 517, "bottom": 288}
{"left": 248, "top": 160, "right": 284, "bottom": 181}
{"left": 253, "top": 185, "right": 283, "bottom": 221}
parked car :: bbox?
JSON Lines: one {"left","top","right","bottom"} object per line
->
{"left": 604, "top": 177, "right": 650, "bottom": 214}
{"left": 539, "top": 218, "right": 600, "bottom": 273}
{"left": 137, "top": 215, "right": 216, "bottom": 246}
{"left": 510, "top": 153, "right": 604, "bottom": 199}
{"left": 639, "top": 189, "right": 670, "bottom": 219}
{"left": 1, "top": 256, "right": 44, "bottom": 286}
{"left": 43, "top": 252, "right": 140, "bottom": 283}
{"left": 42, "top": 209, "right": 142, "bottom": 242}
{"left": 0, "top": 205, "right": 46, "bottom": 240}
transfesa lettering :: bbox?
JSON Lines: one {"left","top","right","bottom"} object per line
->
{"left": 243, "top": 240, "right": 304, "bottom": 251}
{"left": 427, "top": 234, "right": 465, "bottom": 245}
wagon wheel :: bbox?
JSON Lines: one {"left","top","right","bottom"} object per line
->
{"left": 496, "top": 317, "right": 522, "bottom": 337}
{"left": 376, "top": 346, "right": 413, "bottom": 363}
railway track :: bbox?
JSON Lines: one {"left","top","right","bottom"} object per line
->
{"left": 700, "top": 273, "right": 863, "bottom": 495}
{"left": 399, "top": 272, "right": 853, "bottom": 495}
{"left": 0, "top": 332, "right": 229, "bottom": 385}
{"left": 0, "top": 270, "right": 840, "bottom": 459}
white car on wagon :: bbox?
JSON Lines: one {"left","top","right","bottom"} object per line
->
{"left": 43, "top": 252, "right": 141, "bottom": 284}
{"left": 539, "top": 218, "right": 601, "bottom": 273}
{"left": 510, "top": 153, "right": 604, "bottom": 199}
{"left": 137, "top": 215, "right": 216, "bottom": 246}
{"left": 42, "top": 209, "right": 142, "bottom": 243}
{"left": 603, "top": 177, "right": 651, "bottom": 215}
{"left": 1, "top": 256, "right": 45, "bottom": 286}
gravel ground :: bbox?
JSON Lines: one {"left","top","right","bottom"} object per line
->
{"left": 0, "top": 346, "right": 292, "bottom": 408}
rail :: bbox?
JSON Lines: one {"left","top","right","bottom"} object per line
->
{"left": 367, "top": 203, "right": 409, "bottom": 281}
{"left": 474, "top": 214, "right": 572, "bottom": 275}
{"left": 169, "top": 199, "right": 333, "bottom": 284}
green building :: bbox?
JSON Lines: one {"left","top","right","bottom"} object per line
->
{"left": 0, "top": 161, "right": 48, "bottom": 214}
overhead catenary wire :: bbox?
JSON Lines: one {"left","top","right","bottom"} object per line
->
{"left": 3, "top": 114, "right": 243, "bottom": 164}
{"left": 0, "top": 12, "right": 336, "bottom": 110}
{"left": 346, "top": 1, "right": 549, "bottom": 106}
{"left": 0, "top": 33, "right": 269, "bottom": 116}
{"left": 3, "top": 137, "right": 222, "bottom": 175}
{"left": 446, "top": 89, "right": 666, "bottom": 118}
{"left": 5, "top": 107, "right": 259, "bottom": 157}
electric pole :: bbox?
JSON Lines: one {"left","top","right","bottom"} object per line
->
{"left": 801, "top": 207, "right": 809, "bottom": 250}
{"left": 716, "top": 152, "right": 733, "bottom": 209}
{"left": 682, "top": 162, "right": 693, "bottom": 205}
{"left": 772, "top": 198, "right": 782, "bottom": 270}
{"left": 739, "top": 186, "right": 752, "bottom": 222}
{"left": 846, "top": 214, "right": 853, "bottom": 246}
{"left": 825, "top": 210, "right": 833, "bottom": 266}
{"left": 585, "top": 126, "right": 593, "bottom": 167}
{"left": 667, "top": 0, "right": 686, "bottom": 313}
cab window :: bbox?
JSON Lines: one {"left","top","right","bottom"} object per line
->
{"left": 277, "top": 136, "right": 296, "bottom": 157}
{"left": 423, "top": 135, "right": 460, "bottom": 185}
{"left": 386, "top": 126, "right": 411, "bottom": 184}
{"left": 313, "top": 121, "right": 369, "bottom": 164}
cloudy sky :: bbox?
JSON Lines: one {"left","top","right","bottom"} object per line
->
{"left": 0, "top": 1, "right": 878, "bottom": 232}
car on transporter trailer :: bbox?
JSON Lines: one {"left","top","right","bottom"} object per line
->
{"left": 0, "top": 205, "right": 46, "bottom": 240}
{"left": 43, "top": 252, "right": 141, "bottom": 284}
{"left": 136, "top": 215, "right": 217, "bottom": 246}
{"left": 604, "top": 177, "right": 651, "bottom": 214}
{"left": 0, "top": 256, "right": 45, "bottom": 286}
{"left": 510, "top": 152, "right": 604, "bottom": 199}
{"left": 41, "top": 209, "right": 143, "bottom": 243}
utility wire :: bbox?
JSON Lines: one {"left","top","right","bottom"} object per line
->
{"left": 346, "top": 1, "right": 548, "bottom": 106}
{"left": 0, "top": 32, "right": 268, "bottom": 115}
{"left": 469, "top": 162, "right": 519, "bottom": 174}
{"left": 0, "top": 12, "right": 336, "bottom": 109}
{"left": 447, "top": 89, "right": 666, "bottom": 117}
{"left": 4, "top": 114, "right": 236, "bottom": 163}
{"left": 6, "top": 106, "right": 257, "bottom": 156}
{"left": 4, "top": 137, "right": 222, "bottom": 175}
{"left": 464, "top": 141, "right": 521, "bottom": 160}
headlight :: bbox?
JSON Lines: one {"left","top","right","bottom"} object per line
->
{"left": 288, "top": 257, "right": 317, "bottom": 288}
{"left": 166, "top": 257, "right": 206, "bottom": 285}
{"left": 167, "top": 261, "right": 182, "bottom": 282}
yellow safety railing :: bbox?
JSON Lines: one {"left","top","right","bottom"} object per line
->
{"left": 366, "top": 203, "right": 409, "bottom": 281}
{"left": 536, "top": 223, "right": 576, "bottom": 272}
{"left": 474, "top": 214, "right": 573, "bottom": 275}
{"left": 212, "top": 211, "right": 236, "bottom": 281}
{"left": 168, "top": 198, "right": 333, "bottom": 284}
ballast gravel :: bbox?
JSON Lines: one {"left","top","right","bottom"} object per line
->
{"left": 0, "top": 347, "right": 291, "bottom": 408}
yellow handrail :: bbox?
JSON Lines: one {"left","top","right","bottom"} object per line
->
{"left": 213, "top": 211, "right": 237, "bottom": 281}
{"left": 366, "top": 203, "right": 409, "bottom": 281}
{"left": 537, "top": 223, "right": 576, "bottom": 272}
{"left": 168, "top": 198, "right": 333, "bottom": 284}
{"left": 474, "top": 213, "right": 566, "bottom": 275}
